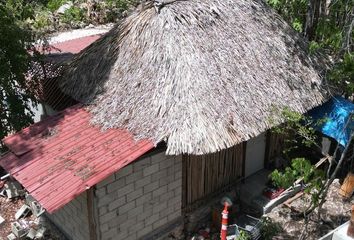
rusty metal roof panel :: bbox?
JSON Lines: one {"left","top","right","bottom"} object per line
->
{"left": 0, "top": 105, "right": 154, "bottom": 213}
{"left": 48, "top": 35, "right": 103, "bottom": 54}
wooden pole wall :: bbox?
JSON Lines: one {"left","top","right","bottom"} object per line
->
{"left": 182, "top": 143, "right": 244, "bottom": 208}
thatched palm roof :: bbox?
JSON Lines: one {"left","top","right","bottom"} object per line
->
{"left": 59, "top": 0, "right": 329, "bottom": 155}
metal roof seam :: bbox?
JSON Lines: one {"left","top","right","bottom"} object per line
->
{"left": 0, "top": 105, "right": 154, "bottom": 213}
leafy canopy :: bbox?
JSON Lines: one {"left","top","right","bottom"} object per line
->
{"left": 267, "top": 0, "right": 354, "bottom": 95}
{"left": 0, "top": 2, "right": 37, "bottom": 149}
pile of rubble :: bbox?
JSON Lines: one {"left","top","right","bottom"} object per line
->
{"left": 182, "top": 192, "right": 263, "bottom": 240}
{"left": 0, "top": 172, "right": 65, "bottom": 240}
{"left": 266, "top": 179, "right": 353, "bottom": 239}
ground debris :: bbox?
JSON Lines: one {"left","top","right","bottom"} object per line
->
{"left": 15, "top": 205, "right": 32, "bottom": 220}
{"left": 4, "top": 180, "right": 25, "bottom": 199}
{"left": 0, "top": 174, "right": 67, "bottom": 239}
{"left": 0, "top": 195, "right": 35, "bottom": 238}
{"left": 266, "top": 179, "right": 353, "bottom": 239}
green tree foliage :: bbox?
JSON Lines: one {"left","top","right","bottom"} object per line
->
{"left": 267, "top": 0, "right": 354, "bottom": 95}
{"left": 25, "top": 0, "right": 136, "bottom": 31}
{"left": 0, "top": 0, "right": 134, "bottom": 152}
{"left": 236, "top": 230, "right": 251, "bottom": 240}
{"left": 271, "top": 158, "right": 325, "bottom": 204}
{"left": 61, "top": 5, "right": 85, "bottom": 25}
{"left": 267, "top": 0, "right": 308, "bottom": 32}
{"left": 260, "top": 217, "right": 282, "bottom": 240}
{"left": 269, "top": 109, "right": 354, "bottom": 238}
{"left": 270, "top": 107, "right": 321, "bottom": 158}
{"left": 0, "top": 2, "right": 38, "bottom": 150}
{"left": 267, "top": 1, "right": 353, "bottom": 221}
{"left": 329, "top": 53, "right": 354, "bottom": 95}
{"left": 46, "top": 0, "right": 67, "bottom": 12}
{"left": 268, "top": 107, "right": 329, "bottom": 221}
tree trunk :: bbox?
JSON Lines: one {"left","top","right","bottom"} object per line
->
{"left": 341, "top": 6, "right": 354, "bottom": 54}
{"left": 305, "top": 0, "right": 322, "bottom": 40}
{"left": 87, "top": 0, "right": 93, "bottom": 23}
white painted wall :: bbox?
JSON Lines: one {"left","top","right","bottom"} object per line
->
{"left": 30, "top": 102, "right": 56, "bottom": 123}
{"left": 245, "top": 132, "right": 266, "bottom": 177}
{"left": 322, "top": 137, "right": 332, "bottom": 155}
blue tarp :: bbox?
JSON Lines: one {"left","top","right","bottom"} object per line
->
{"left": 309, "top": 96, "right": 354, "bottom": 147}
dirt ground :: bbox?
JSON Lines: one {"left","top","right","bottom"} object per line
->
{"left": 0, "top": 197, "right": 37, "bottom": 238}
{"left": 0, "top": 195, "right": 67, "bottom": 239}
{"left": 0, "top": 177, "right": 66, "bottom": 240}
{"left": 1, "top": 177, "right": 351, "bottom": 239}
{"left": 267, "top": 179, "right": 353, "bottom": 240}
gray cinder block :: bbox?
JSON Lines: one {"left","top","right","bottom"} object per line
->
{"left": 15, "top": 204, "right": 32, "bottom": 220}
{"left": 6, "top": 233, "right": 16, "bottom": 240}
{"left": 11, "top": 222, "right": 27, "bottom": 237}
{"left": 0, "top": 215, "right": 5, "bottom": 226}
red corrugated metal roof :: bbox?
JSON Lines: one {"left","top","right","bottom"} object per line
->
{"left": 0, "top": 105, "right": 154, "bottom": 213}
{"left": 48, "top": 35, "right": 102, "bottom": 54}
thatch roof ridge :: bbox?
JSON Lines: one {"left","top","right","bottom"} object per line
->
{"left": 59, "top": 0, "right": 329, "bottom": 155}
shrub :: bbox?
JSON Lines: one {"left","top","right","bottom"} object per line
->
{"left": 61, "top": 5, "right": 85, "bottom": 26}
{"left": 260, "top": 217, "right": 282, "bottom": 240}
{"left": 236, "top": 230, "right": 250, "bottom": 240}
{"left": 47, "top": 0, "right": 68, "bottom": 12}
{"left": 32, "top": 9, "right": 52, "bottom": 31}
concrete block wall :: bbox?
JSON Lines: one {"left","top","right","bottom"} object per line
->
{"left": 95, "top": 151, "right": 182, "bottom": 240}
{"left": 47, "top": 191, "right": 90, "bottom": 240}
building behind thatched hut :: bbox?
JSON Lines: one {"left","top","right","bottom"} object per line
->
{"left": 0, "top": 0, "right": 330, "bottom": 239}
